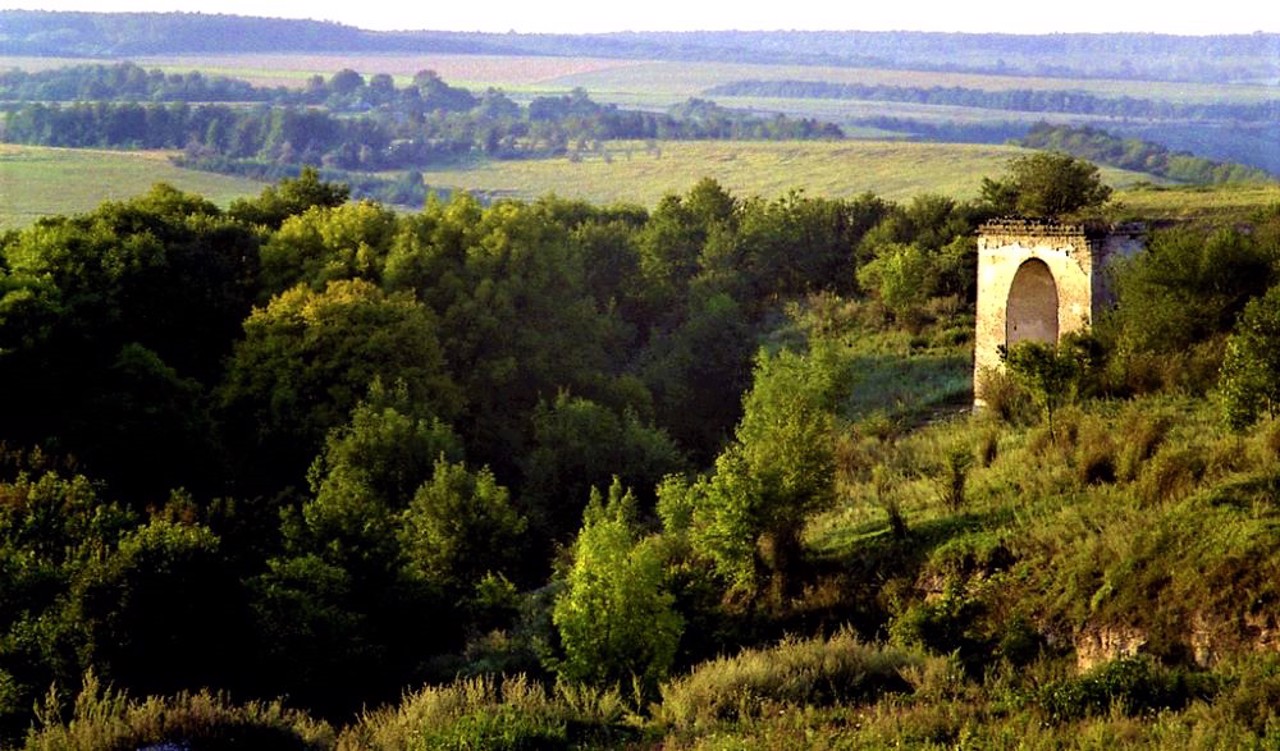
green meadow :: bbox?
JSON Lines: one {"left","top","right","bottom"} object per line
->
{"left": 0, "top": 140, "right": 1224, "bottom": 228}
{"left": 0, "top": 145, "right": 266, "bottom": 230}
{"left": 418, "top": 140, "right": 1157, "bottom": 207}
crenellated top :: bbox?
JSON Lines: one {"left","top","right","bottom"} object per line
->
{"left": 978, "top": 218, "right": 1146, "bottom": 243}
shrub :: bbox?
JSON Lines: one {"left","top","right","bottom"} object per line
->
{"left": 1135, "top": 444, "right": 1206, "bottom": 506}
{"left": 1038, "top": 656, "right": 1219, "bottom": 723}
{"left": 1074, "top": 415, "right": 1117, "bottom": 486}
{"left": 975, "top": 424, "right": 1000, "bottom": 468}
{"left": 937, "top": 444, "right": 973, "bottom": 512}
{"left": 975, "top": 366, "right": 1033, "bottom": 425}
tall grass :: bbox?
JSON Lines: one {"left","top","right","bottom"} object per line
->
{"left": 337, "top": 674, "right": 630, "bottom": 751}
{"left": 656, "top": 630, "right": 921, "bottom": 731}
{"left": 22, "top": 672, "right": 333, "bottom": 751}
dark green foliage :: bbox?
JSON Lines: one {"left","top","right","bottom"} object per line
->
{"left": 0, "top": 184, "right": 259, "bottom": 500}
{"left": 27, "top": 165, "right": 1280, "bottom": 747}
{"left": 1109, "top": 227, "right": 1274, "bottom": 356}
{"left": 522, "top": 392, "right": 685, "bottom": 543}
{"left": 218, "top": 278, "right": 460, "bottom": 492}
{"left": 888, "top": 583, "right": 987, "bottom": 661}
{"left": 981, "top": 151, "right": 1112, "bottom": 218}
{"left": 1019, "top": 123, "right": 1271, "bottom": 185}
{"left": 71, "top": 519, "right": 249, "bottom": 698}
{"left": 1038, "top": 656, "right": 1219, "bottom": 723}
{"left": 1099, "top": 225, "right": 1277, "bottom": 397}
{"left": 228, "top": 165, "right": 350, "bottom": 229}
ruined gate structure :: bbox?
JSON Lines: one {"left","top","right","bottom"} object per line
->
{"left": 973, "top": 219, "right": 1145, "bottom": 408}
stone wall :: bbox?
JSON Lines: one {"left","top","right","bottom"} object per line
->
{"left": 973, "top": 220, "right": 1144, "bottom": 407}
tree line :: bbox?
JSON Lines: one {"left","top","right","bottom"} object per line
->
{"left": 1016, "top": 123, "right": 1272, "bottom": 184}
{"left": 0, "top": 66, "right": 843, "bottom": 181}
{"left": 707, "top": 79, "right": 1280, "bottom": 125}
{"left": 5, "top": 12, "right": 1279, "bottom": 84}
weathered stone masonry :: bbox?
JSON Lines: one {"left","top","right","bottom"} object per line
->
{"left": 973, "top": 220, "right": 1145, "bottom": 408}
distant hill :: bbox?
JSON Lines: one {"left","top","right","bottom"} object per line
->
{"left": 3, "top": 11, "right": 1280, "bottom": 84}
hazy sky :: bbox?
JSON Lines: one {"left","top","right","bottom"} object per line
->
{"left": 1, "top": 0, "right": 1275, "bottom": 35}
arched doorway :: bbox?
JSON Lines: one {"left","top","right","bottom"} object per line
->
{"left": 1006, "top": 258, "right": 1058, "bottom": 346}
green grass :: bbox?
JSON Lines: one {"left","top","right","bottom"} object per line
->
{"left": 0, "top": 145, "right": 266, "bottom": 230}
{"left": 3, "top": 139, "right": 1256, "bottom": 232}
{"left": 418, "top": 140, "right": 1157, "bottom": 207}
{"left": 1112, "top": 182, "right": 1280, "bottom": 224}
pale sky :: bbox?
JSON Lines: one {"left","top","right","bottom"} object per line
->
{"left": 1, "top": 0, "right": 1275, "bottom": 35}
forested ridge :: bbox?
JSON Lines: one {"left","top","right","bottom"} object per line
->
{"left": 4, "top": 11, "right": 1280, "bottom": 83}
{"left": 7, "top": 155, "right": 1280, "bottom": 747}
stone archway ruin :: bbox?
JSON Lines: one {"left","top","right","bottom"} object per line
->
{"left": 1005, "top": 258, "right": 1059, "bottom": 347}
{"left": 973, "top": 220, "right": 1144, "bottom": 408}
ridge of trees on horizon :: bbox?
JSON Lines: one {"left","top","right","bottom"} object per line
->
{"left": 3, "top": 11, "right": 1279, "bottom": 84}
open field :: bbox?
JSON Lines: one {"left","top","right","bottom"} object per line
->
{"left": 417, "top": 140, "right": 1157, "bottom": 206}
{"left": 1111, "top": 181, "right": 1280, "bottom": 224}
{"left": 0, "top": 140, "right": 1176, "bottom": 226}
{"left": 0, "top": 145, "right": 266, "bottom": 229}
{"left": 6, "top": 139, "right": 1269, "bottom": 228}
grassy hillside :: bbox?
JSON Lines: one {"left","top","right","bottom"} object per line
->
{"left": 415, "top": 140, "right": 1155, "bottom": 206}
{"left": 0, "top": 145, "right": 266, "bottom": 229}
{"left": 4, "top": 138, "right": 1267, "bottom": 229}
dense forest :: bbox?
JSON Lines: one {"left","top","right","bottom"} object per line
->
{"left": 4, "top": 11, "right": 1280, "bottom": 83}
{"left": 6, "top": 153, "right": 1280, "bottom": 747}
{"left": 0, "top": 164, "right": 964, "bottom": 744}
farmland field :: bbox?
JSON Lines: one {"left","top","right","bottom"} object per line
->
{"left": 0, "top": 145, "right": 266, "bottom": 229}
{"left": 415, "top": 140, "right": 1158, "bottom": 206}
{"left": 0, "top": 139, "right": 1180, "bottom": 226}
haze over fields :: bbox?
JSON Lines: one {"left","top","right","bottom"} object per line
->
{"left": 1, "top": 0, "right": 1275, "bottom": 34}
